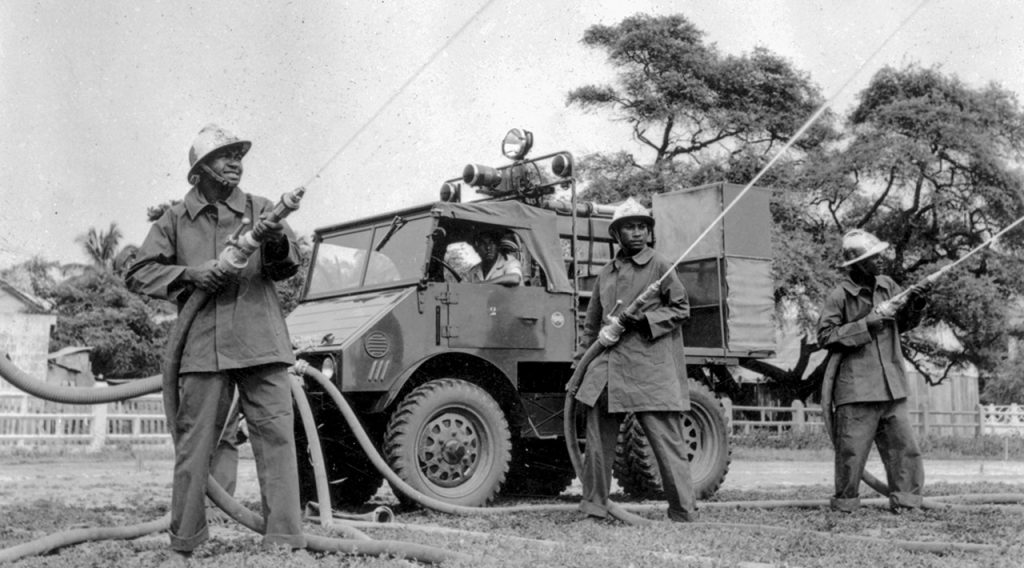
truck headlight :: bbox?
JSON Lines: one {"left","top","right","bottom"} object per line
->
{"left": 320, "top": 356, "right": 336, "bottom": 381}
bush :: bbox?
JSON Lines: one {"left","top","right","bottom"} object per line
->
{"left": 732, "top": 427, "right": 832, "bottom": 451}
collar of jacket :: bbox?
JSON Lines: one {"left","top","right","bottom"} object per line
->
{"left": 184, "top": 186, "right": 246, "bottom": 220}
{"left": 612, "top": 246, "right": 654, "bottom": 270}
{"left": 839, "top": 272, "right": 894, "bottom": 297}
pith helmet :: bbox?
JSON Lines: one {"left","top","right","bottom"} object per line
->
{"left": 608, "top": 197, "right": 654, "bottom": 237}
{"left": 186, "top": 124, "right": 251, "bottom": 183}
{"left": 840, "top": 229, "right": 889, "bottom": 267}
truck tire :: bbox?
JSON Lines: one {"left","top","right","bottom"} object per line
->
{"left": 501, "top": 438, "right": 576, "bottom": 497}
{"left": 294, "top": 402, "right": 384, "bottom": 508}
{"left": 384, "top": 378, "right": 512, "bottom": 507}
{"left": 613, "top": 379, "right": 731, "bottom": 500}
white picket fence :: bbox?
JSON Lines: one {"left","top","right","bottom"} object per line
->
{"left": 0, "top": 392, "right": 169, "bottom": 450}
{"left": 724, "top": 399, "right": 1024, "bottom": 438}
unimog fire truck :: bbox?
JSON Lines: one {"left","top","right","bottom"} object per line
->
{"left": 287, "top": 129, "right": 776, "bottom": 507}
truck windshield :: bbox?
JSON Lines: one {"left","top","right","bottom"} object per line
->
{"left": 307, "top": 216, "right": 432, "bottom": 297}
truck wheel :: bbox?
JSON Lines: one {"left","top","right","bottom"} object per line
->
{"left": 613, "top": 379, "right": 731, "bottom": 500}
{"left": 294, "top": 402, "right": 384, "bottom": 508}
{"left": 501, "top": 438, "right": 576, "bottom": 497}
{"left": 384, "top": 378, "right": 511, "bottom": 506}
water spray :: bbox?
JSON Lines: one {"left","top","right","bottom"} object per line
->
{"left": 874, "top": 214, "right": 1024, "bottom": 317}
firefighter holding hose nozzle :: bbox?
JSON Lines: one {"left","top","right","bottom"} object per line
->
{"left": 573, "top": 198, "right": 698, "bottom": 523}
{"left": 125, "top": 124, "right": 306, "bottom": 566}
{"left": 816, "top": 229, "right": 931, "bottom": 515}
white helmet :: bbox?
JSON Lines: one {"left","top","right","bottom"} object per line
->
{"left": 186, "top": 124, "right": 251, "bottom": 184}
{"left": 840, "top": 229, "right": 889, "bottom": 267}
{"left": 608, "top": 197, "right": 654, "bottom": 237}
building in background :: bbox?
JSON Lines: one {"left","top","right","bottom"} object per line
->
{"left": 47, "top": 346, "right": 94, "bottom": 388}
{"left": 0, "top": 279, "right": 56, "bottom": 391}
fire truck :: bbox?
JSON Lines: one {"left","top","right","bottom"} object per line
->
{"left": 287, "top": 129, "right": 776, "bottom": 506}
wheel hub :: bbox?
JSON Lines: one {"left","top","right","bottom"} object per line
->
{"left": 418, "top": 411, "right": 482, "bottom": 488}
{"left": 442, "top": 439, "right": 467, "bottom": 463}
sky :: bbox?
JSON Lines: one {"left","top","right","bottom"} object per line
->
{"left": 0, "top": 0, "right": 1022, "bottom": 268}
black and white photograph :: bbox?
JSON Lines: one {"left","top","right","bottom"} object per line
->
{"left": 2, "top": 1, "right": 1024, "bottom": 566}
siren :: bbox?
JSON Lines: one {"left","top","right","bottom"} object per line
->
{"left": 439, "top": 182, "right": 461, "bottom": 202}
{"left": 551, "top": 153, "right": 573, "bottom": 177}
{"left": 463, "top": 164, "right": 502, "bottom": 188}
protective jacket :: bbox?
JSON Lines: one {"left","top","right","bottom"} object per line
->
{"left": 575, "top": 246, "right": 690, "bottom": 413}
{"left": 125, "top": 186, "right": 300, "bottom": 373}
{"left": 817, "top": 274, "right": 925, "bottom": 406}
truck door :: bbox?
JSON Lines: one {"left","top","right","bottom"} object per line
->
{"left": 444, "top": 282, "right": 548, "bottom": 350}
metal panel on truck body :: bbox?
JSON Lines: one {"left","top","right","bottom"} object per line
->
{"left": 653, "top": 182, "right": 776, "bottom": 358}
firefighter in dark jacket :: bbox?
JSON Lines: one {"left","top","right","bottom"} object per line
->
{"left": 816, "top": 229, "right": 929, "bottom": 513}
{"left": 574, "top": 198, "right": 697, "bottom": 523}
{"left": 126, "top": 124, "right": 306, "bottom": 566}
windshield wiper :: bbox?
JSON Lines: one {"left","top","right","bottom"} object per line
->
{"left": 374, "top": 215, "right": 407, "bottom": 252}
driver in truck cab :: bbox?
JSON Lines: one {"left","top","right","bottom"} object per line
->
{"left": 462, "top": 229, "right": 522, "bottom": 286}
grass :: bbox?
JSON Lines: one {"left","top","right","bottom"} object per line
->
{"left": 4, "top": 482, "right": 1024, "bottom": 567}
{"left": 4, "top": 434, "right": 1024, "bottom": 566}
{"left": 732, "top": 429, "right": 1024, "bottom": 461}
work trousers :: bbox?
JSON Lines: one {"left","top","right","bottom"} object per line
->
{"left": 579, "top": 391, "right": 697, "bottom": 522}
{"left": 170, "top": 364, "right": 306, "bottom": 552}
{"left": 832, "top": 398, "right": 924, "bottom": 512}
{"left": 208, "top": 401, "right": 243, "bottom": 504}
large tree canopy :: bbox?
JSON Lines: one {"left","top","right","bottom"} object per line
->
{"left": 568, "top": 13, "right": 833, "bottom": 189}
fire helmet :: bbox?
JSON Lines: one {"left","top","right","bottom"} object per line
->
{"left": 186, "top": 124, "right": 251, "bottom": 184}
{"left": 608, "top": 197, "right": 654, "bottom": 238}
{"left": 840, "top": 229, "right": 889, "bottom": 267}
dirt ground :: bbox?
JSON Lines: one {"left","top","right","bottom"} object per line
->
{"left": 5, "top": 452, "right": 1024, "bottom": 567}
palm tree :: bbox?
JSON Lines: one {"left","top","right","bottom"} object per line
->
{"left": 76, "top": 222, "right": 123, "bottom": 272}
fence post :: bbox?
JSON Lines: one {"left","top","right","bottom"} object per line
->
{"left": 90, "top": 402, "right": 108, "bottom": 452}
{"left": 976, "top": 404, "right": 984, "bottom": 438}
{"left": 792, "top": 400, "right": 805, "bottom": 432}
{"left": 920, "top": 403, "right": 930, "bottom": 438}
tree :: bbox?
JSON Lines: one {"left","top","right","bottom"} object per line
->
{"left": 48, "top": 269, "right": 171, "bottom": 379}
{"left": 567, "top": 13, "right": 834, "bottom": 201}
{"left": 0, "top": 256, "right": 66, "bottom": 298}
{"left": 76, "top": 222, "right": 124, "bottom": 272}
